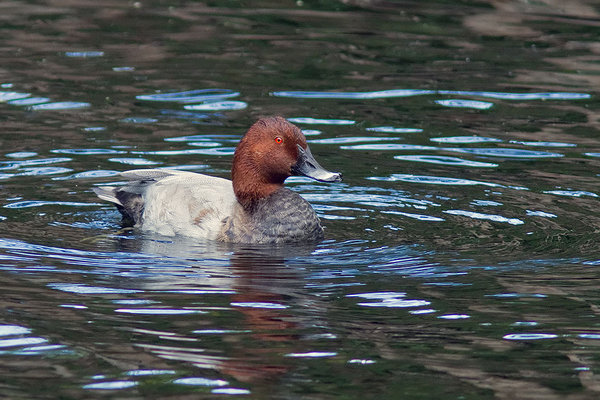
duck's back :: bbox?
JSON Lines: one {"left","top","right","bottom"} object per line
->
{"left": 219, "top": 188, "right": 324, "bottom": 243}
{"left": 94, "top": 169, "right": 237, "bottom": 239}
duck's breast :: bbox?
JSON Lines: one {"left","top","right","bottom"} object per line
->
{"left": 220, "top": 188, "right": 324, "bottom": 243}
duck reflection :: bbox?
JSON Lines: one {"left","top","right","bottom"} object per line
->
{"left": 116, "top": 234, "right": 321, "bottom": 384}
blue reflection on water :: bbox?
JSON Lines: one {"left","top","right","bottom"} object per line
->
{"left": 394, "top": 155, "right": 498, "bottom": 168}
{"left": 288, "top": 117, "right": 356, "bottom": 125}
{"left": 444, "top": 210, "right": 524, "bottom": 225}
{"left": 435, "top": 99, "right": 494, "bottom": 109}
{"left": 509, "top": 140, "right": 576, "bottom": 147}
{"left": 437, "top": 90, "right": 591, "bottom": 100}
{"left": 342, "top": 144, "right": 437, "bottom": 151}
{"left": 309, "top": 137, "right": 401, "bottom": 144}
{"left": 4, "top": 201, "right": 102, "bottom": 209}
{"left": 368, "top": 174, "right": 503, "bottom": 187}
{"left": 7, "top": 97, "right": 50, "bottom": 106}
{"left": 431, "top": 136, "right": 502, "bottom": 144}
{"left": 51, "top": 149, "right": 126, "bottom": 155}
{"left": 272, "top": 89, "right": 435, "bottom": 99}
{"left": 184, "top": 101, "right": 247, "bottom": 111}
{"left": 29, "top": 102, "right": 90, "bottom": 110}
{"left": 136, "top": 89, "right": 239, "bottom": 103}
{"left": 366, "top": 126, "right": 423, "bottom": 133}
{"left": 0, "top": 158, "right": 72, "bottom": 170}
{"left": 64, "top": 51, "right": 104, "bottom": 57}
{"left": 444, "top": 148, "right": 564, "bottom": 158}
{"left": 0, "top": 92, "right": 31, "bottom": 102}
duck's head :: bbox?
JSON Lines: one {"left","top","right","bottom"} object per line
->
{"left": 231, "top": 117, "right": 342, "bottom": 207}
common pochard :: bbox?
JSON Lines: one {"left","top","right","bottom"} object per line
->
{"left": 94, "top": 117, "right": 342, "bottom": 243}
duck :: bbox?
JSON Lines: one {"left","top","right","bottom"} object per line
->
{"left": 93, "top": 117, "right": 342, "bottom": 243}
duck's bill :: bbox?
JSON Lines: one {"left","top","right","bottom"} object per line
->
{"left": 291, "top": 145, "right": 343, "bottom": 183}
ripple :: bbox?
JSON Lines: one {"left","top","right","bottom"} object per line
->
{"left": 435, "top": 99, "right": 494, "bottom": 109}
{"left": 285, "top": 352, "right": 338, "bottom": 358}
{"left": 5, "top": 152, "right": 37, "bottom": 158}
{"left": 347, "top": 292, "right": 406, "bottom": 299}
{"left": 471, "top": 200, "right": 502, "bottom": 206}
{"left": 302, "top": 129, "right": 322, "bottom": 136}
{"left": 381, "top": 210, "right": 445, "bottom": 221}
{"left": 0, "top": 92, "right": 31, "bottom": 102}
{"left": 342, "top": 144, "right": 437, "bottom": 151}
{"left": 51, "top": 148, "right": 126, "bottom": 155}
{"left": 0, "top": 337, "right": 48, "bottom": 348}
{"left": 368, "top": 174, "right": 502, "bottom": 187}
{"left": 136, "top": 89, "right": 239, "bottom": 103}
{"left": 83, "top": 381, "right": 138, "bottom": 390}
{"left": 445, "top": 148, "right": 563, "bottom": 158}
{"left": 366, "top": 126, "right": 423, "bottom": 133}
{"left": 212, "top": 388, "right": 252, "bottom": 395}
{"left": 444, "top": 210, "right": 524, "bottom": 225}
{"left": 64, "top": 51, "right": 104, "bottom": 57}
{"left": 437, "top": 90, "right": 591, "bottom": 100}
{"left": 132, "top": 148, "right": 235, "bottom": 156}
{"left": 188, "top": 142, "right": 225, "bottom": 148}
{"left": 309, "top": 137, "right": 401, "bottom": 144}
{"left": 29, "top": 102, "right": 90, "bottom": 110}
{"left": 543, "top": 190, "right": 598, "bottom": 198}
{"left": 83, "top": 127, "right": 106, "bottom": 132}
{"left": 113, "top": 66, "right": 135, "bottom": 72}
{"left": 486, "top": 293, "right": 547, "bottom": 298}
{"left": 526, "top": 210, "right": 557, "bottom": 218}
{"left": 125, "top": 370, "right": 176, "bottom": 376}
{"left": 7, "top": 97, "right": 50, "bottom": 106}
{"left": 0, "top": 325, "right": 31, "bottom": 336}
{"left": 54, "top": 170, "right": 120, "bottom": 180}
{"left": 120, "top": 117, "right": 158, "bottom": 123}
{"left": 394, "top": 155, "right": 498, "bottom": 167}
{"left": 271, "top": 89, "right": 435, "bottom": 99}
{"left": 173, "top": 377, "right": 228, "bottom": 386}
{"left": 512, "top": 322, "right": 539, "bottom": 327}
{"left": 164, "top": 134, "right": 239, "bottom": 143}
{"left": 438, "top": 314, "right": 471, "bottom": 320}
{"left": 115, "top": 308, "right": 204, "bottom": 315}
{"left": 184, "top": 101, "right": 247, "bottom": 111}
{"left": 358, "top": 299, "right": 431, "bottom": 308}
{"left": 17, "top": 167, "right": 72, "bottom": 176}
{"left": 108, "top": 158, "right": 161, "bottom": 166}
{"left": 287, "top": 117, "right": 356, "bottom": 125}
{"left": 348, "top": 359, "right": 376, "bottom": 364}
{"left": 0, "top": 157, "right": 72, "bottom": 170}
{"left": 4, "top": 201, "right": 102, "bottom": 209}
{"left": 503, "top": 333, "right": 558, "bottom": 340}
{"left": 230, "top": 302, "right": 289, "bottom": 309}
{"left": 578, "top": 334, "right": 600, "bottom": 339}
{"left": 48, "top": 283, "right": 143, "bottom": 294}
{"left": 509, "top": 140, "right": 576, "bottom": 147}
{"left": 431, "top": 136, "right": 502, "bottom": 144}
{"left": 410, "top": 309, "right": 437, "bottom": 315}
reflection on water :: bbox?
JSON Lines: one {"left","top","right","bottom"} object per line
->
{"left": 2, "top": 0, "right": 600, "bottom": 398}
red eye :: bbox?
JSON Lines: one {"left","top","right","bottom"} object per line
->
{"left": 275, "top": 137, "right": 283, "bottom": 144}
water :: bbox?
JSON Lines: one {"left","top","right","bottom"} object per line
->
{"left": 1, "top": 0, "right": 600, "bottom": 398}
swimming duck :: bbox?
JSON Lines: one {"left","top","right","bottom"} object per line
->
{"left": 94, "top": 117, "right": 342, "bottom": 243}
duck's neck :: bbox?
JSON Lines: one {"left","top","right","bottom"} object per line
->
{"left": 231, "top": 162, "right": 283, "bottom": 211}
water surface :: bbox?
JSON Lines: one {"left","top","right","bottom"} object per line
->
{"left": 2, "top": 0, "right": 600, "bottom": 398}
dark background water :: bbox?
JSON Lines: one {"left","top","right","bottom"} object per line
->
{"left": 2, "top": 0, "right": 600, "bottom": 398}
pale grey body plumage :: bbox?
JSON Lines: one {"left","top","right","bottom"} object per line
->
{"left": 94, "top": 169, "right": 324, "bottom": 243}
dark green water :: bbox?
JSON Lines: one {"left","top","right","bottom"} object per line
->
{"left": 2, "top": 0, "right": 600, "bottom": 398}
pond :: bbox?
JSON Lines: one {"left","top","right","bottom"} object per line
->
{"left": 2, "top": 0, "right": 600, "bottom": 398}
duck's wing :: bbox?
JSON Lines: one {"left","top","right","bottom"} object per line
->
{"left": 94, "top": 169, "right": 237, "bottom": 239}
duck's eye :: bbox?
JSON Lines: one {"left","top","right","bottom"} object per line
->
{"left": 275, "top": 137, "right": 283, "bottom": 144}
